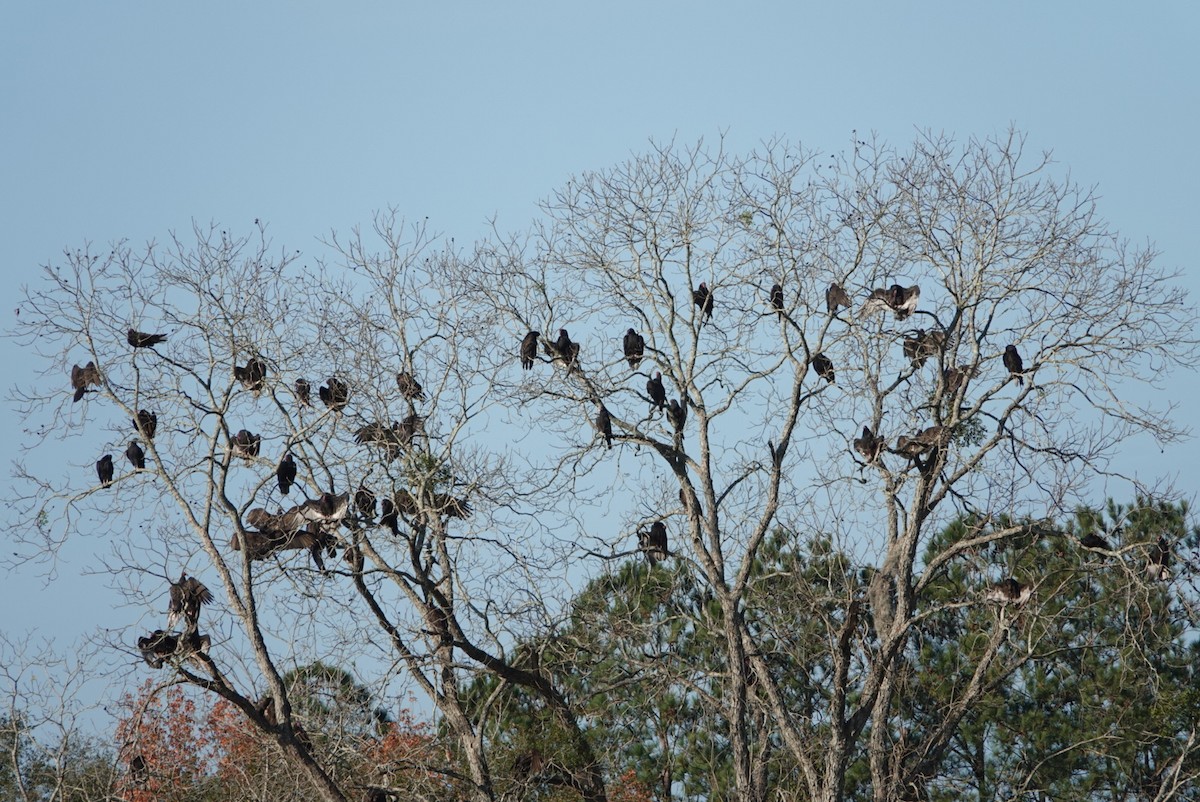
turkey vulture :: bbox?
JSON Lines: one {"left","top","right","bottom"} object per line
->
{"left": 520, "top": 331, "right": 540, "bottom": 370}
{"left": 693, "top": 282, "right": 713, "bottom": 321}
{"left": 647, "top": 372, "right": 667, "bottom": 412}
{"left": 861, "top": 284, "right": 919, "bottom": 320}
{"left": 276, "top": 452, "right": 297, "bottom": 495}
{"left": 230, "top": 429, "right": 261, "bottom": 460}
{"left": 1079, "top": 532, "right": 1112, "bottom": 551}
{"left": 894, "top": 425, "right": 946, "bottom": 458}
{"left": 596, "top": 403, "right": 613, "bottom": 449}
{"left": 96, "top": 454, "right": 114, "bottom": 487}
{"left": 667, "top": 398, "right": 687, "bottom": 434}
{"left": 167, "top": 571, "right": 214, "bottom": 632}
{"left": 811, "top": 353, "right": 835, "bottom": 384}
{"left": 623, "top": 328, "right": 645, "bottom": 369}
{"left": 639, "top": 521, "right": 669, "bottom": 565}
{"left": 943, "top": 364, "right": 977, "bottom": 397}
{"left": 546, "top": 328, "right": 580, "bottom": 370}
{"left": 902, "top": 329, "right": 947, "bottom": 368}
{"left": 137, "top": 630, "right": 177, "bottom": 669}
{"left": 1003, "top": 345, "right": 1025, "bottom": 384}
{"left": 379, "top": 497, "right": 399, "bottom": 535}
{"left": 134, "top": 410, "right": 157, "bottom": 440}
{"left": 355, "top": 484, "right": 377, "bottom": 521}
{"left": 1146, "top": 537, "right": 1172, "bottom": 581}
{"left": 70, "top": 361, "right": 101, "bottom": 402}
{"left": 826, "top": 282, "right": 852, "bottom": 315}
{"left": 769, "top": 283, "right": 785, "bottom": 317}
{"left": 234, "top": 356, "right": 268, "bottom": 393}
{"left": 396, "top": 370, "right": 425, "bottom": 401}
{"left": 125, "top": 440, "right": 145, "bottom": 470}
{"left": 984, "top": 577, "right": 1032, "bottom": 605}
{"left": 319, "top": 377, "right": 350, "bottom": 410}
{"left": 294, "top": 378, "right": 312, "bottom": 406}
{"left": 299, "top": 491, "right": 351, "bottom": 526}
{"left": 853, "top": 426, "right": 885, "bottom": 463}
{"left": 127, "top": 328, "right": 167, "bottom": 348}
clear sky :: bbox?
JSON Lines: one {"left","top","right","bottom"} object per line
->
{"left": 2, "top": 1, "right": 1197, "bottom": 722}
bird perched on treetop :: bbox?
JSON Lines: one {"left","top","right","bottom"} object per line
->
{"left": 693, "top": 282, "right": 714, "bottom": 322}
{"left": 622, "top": 329, "right": 645, "bottom": 369}
{"left": 127, "top": 328, "right": 168, "bottom": 349}
{"left": 1003, "top": 345, "right": 1025, "bottom": 384}
{"left": 520, "top": 331, "right": 540, "bottom": 370}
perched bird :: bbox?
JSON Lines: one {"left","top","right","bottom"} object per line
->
{"left": 125, "top": 440, "right": 145, "bottom": 470}
{"left": 622, "top": 328, "right": 645, "bottom": 369}
{"left": 853, "top": 426, "right": 885, "bottom": 463}
{"left": 1079, "top": 532, "right": 1112, "bottom": 551}
{"left": 903, "top": 329, "right": 948, "bottom": 369}
{"left": 234, "top": 356, "right": 268, "bottom": 393}
{"left": 546, "top": 328, "right": 580, "bottom": 369}
{"left": 984, "top": 577, "right": 1032, "bottom": 605}
{"left": 647, "top": 372, "right": 667, "bottom": 412}
{"left": 129, "top": 754, "right": 148, "bottom": 786}
{"left": 167, "top": 571, "right": 214, "bottom": 632}
{"left": 1003, "top": 345, "right": 1025, "bottom": 384}
{"left": 294, "top": 378, "right": 312, "bottom": 406}
{"left": 826, "top": 282, "right": 852, "bottom": 315}
{"left": 137, "top": 630, "right": 177, "bottom": 669}
{"left": 299, "top": 491, "right": 351, "bottom": 526}
{"left": 134, "top": 410, "right": 158, "bottom": 440}
{"left": 769, "top": 283, "right": 785, "bottom": 317}
{"left": 639, "top": 521, "right": 669, "bottom": 565}
{"left": 396, "top": 370, "right": 425, "bottom": 401}
{"left": 1146, "top": 537, "right": 1172, "bottom": 581}
{"left": 276, "top": 453, "right": 297, "bottom": 495}
{"left": 811, "top": 353, "right": 835, "bottom": 384}
{"left": 70, "top": 361, "right": 101, "bottom": 402}
{"left": 379, "top": 497, "right": 399, "bottom": 535}
{"left": 319, "top": 377, "right": 350, "bottom": 410}
{"left": 693, "top": 282, "right": 714, "bottom": 321}
{"left": 355, "top": 485, "right": 377, "bottom": 522}
{"left": 230, "top": 429, "right": 261, "bottom": 460}
{"left": 667, "top": 398, "right": 687, "bottom": 434}
{"left": 96, "top": 454, "right": 114, "bottom": 487}
{"left": 520, "top": 331, "right": 540, "bottom": 370}
{"left": 861, "top": 284, "right": 920, "bottom": 320}
{"left": 942, "top": 364, "right": 977, "bottom": 398}
{"left": 894, "top": 425, "right": 946, "bottom": 458}
{"left": 127, "top": 328, "right": 168, "bottom": 349}
{"left": 596, "top": 403, "right": 613, "bottom": 449}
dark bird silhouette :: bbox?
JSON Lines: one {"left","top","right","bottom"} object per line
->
{"left": 299, "top": 491, "right": 351, "bottom": 527}
{"left": 667, "top": 398, "right": 687, "bottom": 434}
{"left": 984, "top": 577, "right": 1032, "bottom": 605}
{"left": 1146, "top": 537, "right": 1172, "bottom": 581}
{"left": 396, "top": 370, "right": 425, "bottom": 401}
{"left": 137, "top": 629, "right": 210, "bottom": 669}
{"left": 276, "top": 452, "right": 297, "bottom": 495}
{"left": 811, "top": 353, "right": 835, "bottom": 384}
{"left": 545, "top": 328, "right": 580, "bottom": 370}
{"left": 520, "top": 331, "right": 540, "bottom": 370}
{"left": 861, "top": 284, "right": 920, "bottom": 320}
{"left": 355, "top": 415, "right": 424, "bottom": 459}
{"left": 769, "top": 283, "right": 785, "bottom": 317}
{"left": 230, "top": 429, "right": 261, "bottom": 460}
{"left": 129, "top": 754, "right": 148, "bottom": 786}
{"left": 693, "top": 281, "right": 713, "bottom": 321}
{"left": 1079, "top": 532, "right": 1112, "bottom": 551}
{"left": 70, "top": 361, "right": 101, "bottom": 402}
{"left": 853, "top": 426, "right": 885, "bottom": 463}
{"left": 647, "top": 371, "right": 667, "bottom": 412}
{"left": 623, "top": 328, "right": 645, "bottom": 369}
{"left": 127, "top": 328, "right": 167, "bottom": 349}
{"left": 894, "top": 425, "right": 947, "bottom": 458}
{"left": 903, "top": 329, "right": 948, "bottom": 368}
{"left": 134, "top": 410, "right": 157, "bottom": 440}
{"left": 355, "top": 484, "right": 377, "bottom": 522}
{"left": 639, "top": 521, "right": 669, "bottom": 565}
{"left": 234, "top": 356, "right": 268, "bottom": 393}
{"left": 294, "top": 378, "right": 312, "bottom": 406}
{"left": 125, "top": 440, "right": 145, "bottom": 470}
{"left": 319, "top": 377, "right": 350, "bottom": 410}
{"left": 826, "top": 282, "right": 852, "bottom": 315}
{"left": 167, "top": 571, "right": 213, "bottom": 632}
{"left": 596, "top": 403, "right": 613, "bottom": 449}
{"left": 96, "top": 454, "right": 114, "bottom": 487}
{"left": 943, "top": 364, "right": 977, "bottom": 398}
{"left": 379, "top": 497, "right": 399, "bottom": 535}
{"left": 1003, "top": 345, "right": 1025, "bottom": 384}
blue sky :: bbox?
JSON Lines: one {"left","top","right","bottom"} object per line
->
{"left": 2, "top": 1, "right": 1197, "bottom": 720}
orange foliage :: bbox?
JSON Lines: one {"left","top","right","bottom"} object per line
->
{"left": 607, "top": 768, "right": 656, "bottom": 802}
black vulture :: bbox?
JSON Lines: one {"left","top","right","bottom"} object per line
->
{"left": 520, "top": 330, "right": 540, "bottom": 370}
{"left": 134, "top": 410, "right": 157, "bottom": 440}
{"left": 596, "top": 403, "right": 613, "bottom": 449}
{"left": 984, "top": 577, "right": 1032, "bottom": 605}
{"left": 826, "top": 282, "right": 852, "bottom": 315}
{"left": 125, "top": 440, "right": 145, "bottom": 470}
{"left": 853, "top": 426, "right": 885, "bottom": 463}
{"left": 647, "top": 371, "right": 667, "bottom": 412}
{"left": 70, "top": 361, "right": 101, "bottom": 402}
{"left": 299, "top": 491, "right": 351, "bottom": 527}
{"left": 127, "top": 328, "right": 167, "bottom": 349}
{"left": 276, "top": 452, "right": 297, "bottom": 495}
{"left": 96, "top": 454, "right": 114, "bottom": 487}
{"left": 693, "top": 281, "right": 714, "bottom": 321}
{"left": 769, "top": 282, "right": 785, "bottom": 317}
{"left": 396, "top": 370, "right": 425, "bottom": 401}
{"left": 546, "top": 328, "right": 580, "bottom": 370}
{"left": 137, "top": 630, "right": 177, "bottom": 669}
{"left": 167, "top": 571, "right": 214, "bottom": 632}
{"left": 811, "top": 353, "right": 835, "bottom": 384}
{"left": 639, "top": 521, "right": 669, "bottom": 565}
{"left": 379, "top": 497, "right": 399, "bottom": 534}
{"left": 319, "top": 377, "right": 350, "bottom": 411}
{"left": 894, "top": 425, "right": 946, "bottom": 458}
{"left": 667, "top": 398, "right": 687, "bottom": 434}
{"left": 294, "top": 378, "right": 312, "bottom": 406}
{"left": 1146, "top": 537, "right": 1172, "bottom": 581}
{"left": 234, "top": 356, "right": 268, "bottom": 393}
{"left": 355, "top": 484, "right": 377, "bottom": 522}
{"left": 1079, "top": 532, "right": 1112, "bottom": 551}
{"left": 1003, "top": 345, "right": 1025, "bottom": 384}
{"left": 622, "top": 328, "right": 645, "bottom": 369}
{"left": 230, "top": 429, "right": 261, "bottom": 460}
